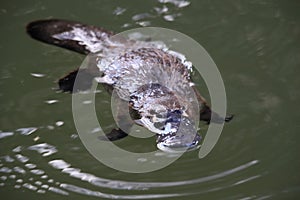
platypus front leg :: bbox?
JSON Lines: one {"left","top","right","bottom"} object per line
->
{"left": 98, "top": 98, "right": 134, "bottom": 141}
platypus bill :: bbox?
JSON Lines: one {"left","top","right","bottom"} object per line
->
{"left": 26, "top": 19, "right": 233, "bottom": 153}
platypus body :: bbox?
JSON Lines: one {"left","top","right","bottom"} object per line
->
{"left": 27, "top": 19, "right": 232, "bottom": 152}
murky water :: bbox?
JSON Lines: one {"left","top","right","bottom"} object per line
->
{"left": 1, "top": 0, "right": 299, "bottom": 199}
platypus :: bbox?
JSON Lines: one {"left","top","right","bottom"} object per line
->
{"left": 26, "top": 19, "right": 233, "bottom": 152}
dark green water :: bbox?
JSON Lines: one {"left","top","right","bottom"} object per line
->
{"left": 0, "top": 0, "right": 299, "bottom": 199}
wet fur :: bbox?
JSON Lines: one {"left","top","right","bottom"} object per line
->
{"left": 26, "top": 19, "right": 233, "bottom": 141}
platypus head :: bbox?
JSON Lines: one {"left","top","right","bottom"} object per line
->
{"left": 156, "top": 109, "right": 201, "bottom": 153}
{"left": 130, "top": 83, "right": 201, "bottom": 153}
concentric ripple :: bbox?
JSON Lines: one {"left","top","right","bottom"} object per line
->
{"left": 0, "top": 127, "right": 260, "bottom": 199}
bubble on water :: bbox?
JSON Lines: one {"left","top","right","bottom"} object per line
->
{"left": 16, "top": 127, "right": 37, "bottom": 135}
{"left": 0, "top": 176, "right": 7, "bottom": 181}
{"left": 14, "top": 184, "right": 21, "bottom": 188}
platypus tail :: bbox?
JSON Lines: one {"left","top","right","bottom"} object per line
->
{"left": 27, "top": 19, "right": 114, "bottom": 92}
{"left": 26, "top": 19, "right": 114, "bottom": 55}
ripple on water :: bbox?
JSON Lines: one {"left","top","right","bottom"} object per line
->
{"left": 3, "top": 155, "right": 15, "bottom": 163}
{"left": 25, "top": 163, "right": 37, "bottom": 169}
{"left": 48, "top": 160, "right": 71, "bottom": 170}
{"left": 59, "top": 183, "right": 183, "bottom": 199}
{"left": 16, "top": 127, "right": 37, "bottom": 135}
{"left": 30, "top": 169, "right": 45, "bottom": 175}
{"left": 13, "top": 167, "right": 26, "bottom": 174}
{"left": 0, "top": 167, "right": 12, "bottom": 173}
{"left": 158, "top": 0, "right": 191, "bottom": 8}
{"left": 44, "top": 99, "right": 59, "bottom": 105}
{"left": 48, "top": 186, "right": 69, "bottom": 196}
{"left": 15, "top": 154, "right": 29, "bottom": 163}
{"left": 28, "top": 143, "right": 57, "bottom": 157}
{"left": 30, "top": 73, "right": 46, "bottom": 78}
{"left": 1, "top": 137, "right": 261, "bottom": 199}
{"left": 113, "top": 7, "right": 126, "bottom": 16}
{"left": 0, "top": 132, "right": 14, "bottom": 139}
{"left": 23, "top": 183, "right": 38, "bottom": 191}
{"left": 46, "top": 155, "right": 260, "bottom": 191}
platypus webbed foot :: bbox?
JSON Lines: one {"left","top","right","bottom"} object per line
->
{"left": 98, "top": 128, "right": 128, "bottom": 141}
{"left": 200, "top": 105, "right": 234, "bottom": 124}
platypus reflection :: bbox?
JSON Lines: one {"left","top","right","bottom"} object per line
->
{"left": 27, "top": 19, "right": 233, "bottom": 153}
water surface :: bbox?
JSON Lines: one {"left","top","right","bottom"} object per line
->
{"left": 0, "top": 0, "right": 299, "bottom": 199}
